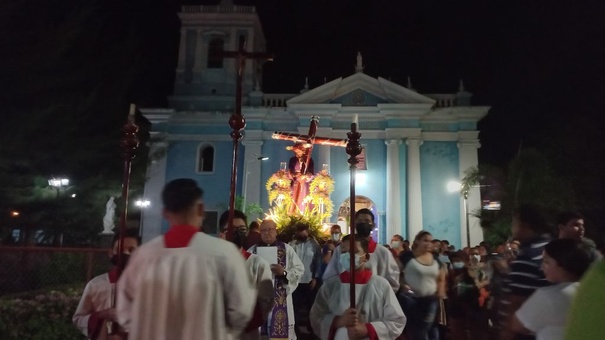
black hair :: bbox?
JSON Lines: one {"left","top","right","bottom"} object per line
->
{"left": 442, "top": 240, "right": 450, "bottom": 245}
{"left": 249, "top": 221, "right": 260, "bottom": 231}
{"left": 355, "top": 208, "right": 375, "bottom": 223}
{"left": 544, "top": 238, "right": 592, "bottom": 280}
{"left": 218, "top": 209, "right": 248, "bottom": 230}
{"left": 392, "top": 234, "right": 404, "bottom": 242}
{"left": 556, "top": 211, "right": 584, "bottom": 226}
{"left": 162, "top": 179, "right": 203, "bottom": 213}
{"left": 432, "top": 239, "right": 441, "bottom": 243}
{"left": 341, "top": 234, "right": 369, "bottom": 253}
{"left": 295, "top": 222, "right": 310, "bottom": 232}
{"left": 112, "top": 228, "right": 141, "bottom": 246}
{"left": 514, "top": 203, "right": 551, "bottom": 234}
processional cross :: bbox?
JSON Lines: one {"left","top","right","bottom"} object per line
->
{"left": 272, "top": 116, "right": 347, "bottom": 213}
{"left": 222, "top": 36, "right": 273, "bottom": 236}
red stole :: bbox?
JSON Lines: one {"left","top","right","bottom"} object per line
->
{"left": 368, "top": 238, "right": 377, "bottom": 253}
{"left": 338, "top": 269, "right": 373, "bottom": 284}
{"left": 163, "top": 225, "right": 199, "bottom": 248}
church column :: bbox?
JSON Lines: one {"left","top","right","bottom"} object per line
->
{"left": 406, "top": 138, "right": 423, "bottom": 240}
{"left": 193, "top": 29, "right": 204, "bottom": 73}
{"left": 177, "top": 28, "right": 188, "bottom": 73}
{"left": 141, "top": 140, "right": 168, "bottom": 243}
{"left": 385, "top": 139, "right": 402, "bottom": 240}
{"left": 458, "top": 139, "right": 482, "bottom": 247}
{"left": 242, "top": 140, "right": 264, "bottom": 210}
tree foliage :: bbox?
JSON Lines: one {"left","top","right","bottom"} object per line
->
{"left": 0, "top": 0, "right": 176, "bottom": 245}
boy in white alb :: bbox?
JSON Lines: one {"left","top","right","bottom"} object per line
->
{"left": 311, "top": 235, "right": 406, "bottom": 340}
{"left": 73, "top": 228, "right": 140, "bottom": 340}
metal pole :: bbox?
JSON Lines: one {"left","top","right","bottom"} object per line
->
{"left": 464, "top": 191, "right": 470, "bottom": 247}
{"left": 345, "top": 121, "right": 362, "bottom": 309}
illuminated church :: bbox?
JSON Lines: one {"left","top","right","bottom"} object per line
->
{"left": 140, "top": 3, "right": 490, "bottom": 248}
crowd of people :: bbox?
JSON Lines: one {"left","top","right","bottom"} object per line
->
{"left": 72, "top": 179, "right": 604, "bottom": 340}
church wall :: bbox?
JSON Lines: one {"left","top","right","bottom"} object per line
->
{"left": 259, "top": 139, "right": 297, "bottom": 211}
{"left": 419, "top": 141, "right": 462, "bottom": 247}
{"left": 164, "top": 140, "right": 237, "bottom": 215}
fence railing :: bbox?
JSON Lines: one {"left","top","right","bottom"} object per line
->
{"left": 0, "top": 247, "right": 111, "bottom": 297}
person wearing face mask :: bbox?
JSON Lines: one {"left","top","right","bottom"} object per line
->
{"left": 73, "top": 228, "right": 141, "bottom": 340}
{"left": 289, "top": 223, "right": 322, "bottom": 337}
{"left": 219, "top": 210, "right": 274, "bottom": 340}
{"left": 310, "top": 235, "right": 406, "bottom": 339}
{"left": 321, "top": 225, "right": 342, "bottom": 282}
{"left": 322, "top": 209, "right": 401, "bottom": 292}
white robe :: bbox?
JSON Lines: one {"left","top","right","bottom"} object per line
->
{"left": 322, "top": 245, "right": 400, "bottom": 292}
{"left": 72, "top": 273, "right": 113, "bottom": 339}
{"left": 116, "top": 233, "right": 256, "bottom": 340}
{"left": 248, "top": 243, "right": 305, "bottom": 340}
{"left": 243, "top": 253, "right": 275, "bottom": 340}
{"left": 310, "top": 274, "right": 406, "bottom": 340}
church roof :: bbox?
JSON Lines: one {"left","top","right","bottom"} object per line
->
{"left": 286, "top": 72, "right": 436, "bottom": 105}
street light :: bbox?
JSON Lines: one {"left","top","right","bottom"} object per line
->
{"left": 135, "top": 199, "right": 151, "bottom": 208}
{"left": 48, "top": 177, "right": 70, "bottom": 247}
{"left": 447, "top": 180, "right": 471, "bottom": 248}
{"left": 242, "top": 155, "right": 269, "bottom": 213}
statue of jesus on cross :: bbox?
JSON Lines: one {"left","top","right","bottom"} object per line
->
{"left": 273, "top": 116, "right": 347, "bottom": 213}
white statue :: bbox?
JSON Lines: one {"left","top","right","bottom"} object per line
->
{"left": 102, "top": 197, "right": 116, "bottom": 234}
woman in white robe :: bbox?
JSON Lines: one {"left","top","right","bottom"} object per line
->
{"left": 310, "top": 236, "right": 406, "bottom": 340}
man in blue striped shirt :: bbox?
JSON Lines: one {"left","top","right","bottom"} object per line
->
{"left": 499, "top": 204, "right": 552, "bottom": 340}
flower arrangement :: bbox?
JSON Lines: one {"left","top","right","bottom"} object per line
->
{"left": 265, "top": 170, "right": 293, "bottom": 206}
{"left": 265, "top": 168, "right": 335, "bottom": 241}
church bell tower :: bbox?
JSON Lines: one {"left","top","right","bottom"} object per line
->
{"left": 171, "top": 1, "right": 268, "bottom": 111}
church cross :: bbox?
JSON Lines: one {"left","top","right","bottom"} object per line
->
{"left": 222, "top": 36, "right": 273, "bottom": 235}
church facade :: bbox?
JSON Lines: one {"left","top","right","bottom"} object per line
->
{"left": 140, "top": 4, "right": 490, "bottom": 248}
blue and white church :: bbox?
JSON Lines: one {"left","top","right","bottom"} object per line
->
{"left": 140, "top": 3, "right": 490, "bottom": 249}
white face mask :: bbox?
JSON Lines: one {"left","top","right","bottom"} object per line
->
{"left": 472, "top": 254, "right": 482, "bottom": 262}
{"left": 340, "top": 252, "right": 364, "bottom": 271}
{"left": 391, "top": 241, "right": 401, "bottom": 249}
{"left": 331, "top": 233, "right": 341, "bottom": 241}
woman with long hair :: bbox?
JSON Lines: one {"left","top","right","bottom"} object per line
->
{"left": 399, "top": 231, "right": 447, "bottom": 340}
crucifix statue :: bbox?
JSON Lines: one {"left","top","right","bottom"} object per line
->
{"left": 222, "top": 35, "right": 273, "bottom": 236}
{"left": 272, "top": 116, "right": 347, "bottom": 213}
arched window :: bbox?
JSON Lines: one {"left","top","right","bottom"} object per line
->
{"left": 207, "top": 38, "right": 224, "bottom": 68}
{"left": 197, "top": 144, "right": 215, "bottom": 173}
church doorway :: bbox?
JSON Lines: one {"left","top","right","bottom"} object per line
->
{"left": 336, "top": 196, "right": 379, "bottom": 241}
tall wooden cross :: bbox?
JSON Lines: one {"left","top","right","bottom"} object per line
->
{"left": 272, "top": 116, "right": 347, "bottom": 212}
{"left": 222, "top": 36, "right": 273, "bottom": 237}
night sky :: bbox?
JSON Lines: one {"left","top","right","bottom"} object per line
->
{"left": 170, "top": 0, "right": 604, "bottom": 166}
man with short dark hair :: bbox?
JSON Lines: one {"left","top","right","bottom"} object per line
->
{"left": 73, "top": 228, "right": 140, "bottom": 340}
{"left": 116, "top": 179, "right": 255, "bottom": 340}
{"left": 219, "top": 210, "right": 273, "bottom": 340}
{"left": 557, "top": 211, "right": 602, "bottom": 263}
{"left": 499, "top": 204, "right": 552, "bottom": 340}
{"left": 289, "top": 222, "right": 322, "bottom": 337}
{"left": 322, "top": 208, "right": 400, "bottom": 292}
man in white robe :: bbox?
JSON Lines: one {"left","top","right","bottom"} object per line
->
{"left": 310, "top": 236, "right": 406, "bottom": 340}
{"left": 322, "top": 209, "right": 400, "bottom": 292}
{"left": 116, "top": 179, "right": 256, "bottom": 340}
{"left": 73, "top": 229, "right": 140, "bottom": 340}
{"left": 219, "top": 210, "right": 274, "bottom": 340}
{"left": 248, "top": 219, "right": 305, "bottom": 340}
